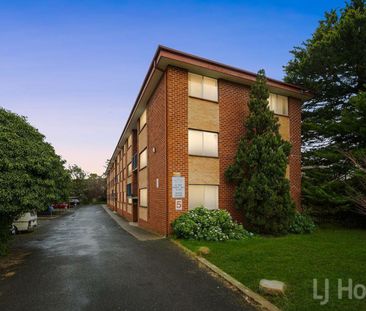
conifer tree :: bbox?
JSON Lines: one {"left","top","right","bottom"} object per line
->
{"left": 225, "top": 70, "right": 294, "bottom": 235}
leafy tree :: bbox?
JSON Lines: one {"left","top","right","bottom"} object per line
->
{"left": 284, "top": 0, "right": 366, "bottom": 217}
{"left": 68, "top": 165, "right": 106, "bottom": 203}
{"left": 68, "top": 164, "right": 87, "bottom": 201}
{"left": 85, "top": 173, "right": 106, "bottom": 203}
{"left": 0, "top": 108, "right": 70, "bottom": 254}
{"left": 225, "top": 70, "right": 294, "bottom": 235}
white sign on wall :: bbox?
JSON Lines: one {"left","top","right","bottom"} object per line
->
{"left": 172, "top": 176, "right": 185, "bottom": 198}
{"left": 175, "top": 199, "right": 183, "bottom": 211}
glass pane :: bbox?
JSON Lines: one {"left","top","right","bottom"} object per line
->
{"left": 188, "top": 73, "right": 202, "bottom": 98}
{"left": 128, "top": 134, "right": 132, "bottom": 147}
{"left": 188, "top": 185, "right": 205, "bottom": 210}
{"left": 278, "top": 95, "right": 288, "bottom": 115}
{"left": 140, "top": 188, "right": 148, "bottom": 207}
{"left": 204, "top": 185, "right": 218, "bottom": 210}
{"left": 188, "top": 130, "right": 203, "bottom": 156}
{"left": 140, "top": 109, "right": 147, "bottom": 129}
{"left": 140, "top": 149, "right": 147, "bottom": 169}
{"left": 203, "top": 77, "right": 218, "bottom": 101}
{"left": 203, "top": 132, "right": 218, "bottom": 157}
{"left": 268, "top": 93, "right": 276, "bottom": 112}
{"left": 128, "top": 163, "right": 132, "bottom": 176}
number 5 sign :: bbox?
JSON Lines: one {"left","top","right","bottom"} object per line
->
{"left": 175, "top": 199, "right": 183, "bottom": 211}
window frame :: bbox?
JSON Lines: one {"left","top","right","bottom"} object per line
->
{"left": 139, "top": 109, "right": 147, "bottom": 131}
{"left": 139, "top": 148, "right": 148, "bottom": 170}
{"left": 139, "top": 188, "right": 148, "bottom": 208}
{"left": 188, "top": 184, "right": 219, "bottom": 210}
{"left": 268, "top": 93, "right": 289, "bottom": 116}
{"left": 188, "top": 73, "right": 218, "bottom": 102}
{"left": 127, "top": 162, "right": 132, "bottom": 176}
{"left": 188, "top": 129, "right": 219, "bottom": 158}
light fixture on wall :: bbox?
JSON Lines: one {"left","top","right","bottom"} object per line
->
{"left": 152, "top": 147, "right": 156, "bottom": 153}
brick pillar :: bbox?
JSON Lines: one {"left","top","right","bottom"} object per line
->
{"left": 289, "top": 97, "right": 302, "bottom": 210}
{"left": 218, "top": 79, "right": 250, "bottom": 223}
{"left": 166, "top": 66, "right": 188, "bottom": 233}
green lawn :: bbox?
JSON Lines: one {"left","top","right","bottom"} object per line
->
{"left": 180, "top": 227, "right": 366, "bottom": 311}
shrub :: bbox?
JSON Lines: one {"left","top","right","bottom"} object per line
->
{"left": 289, "top": 213, "right": 316, "bottom": 234}
{"left": 172, "top": 207, "right": 252, "bottom": 241}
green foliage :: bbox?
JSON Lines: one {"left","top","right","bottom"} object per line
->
{"left": 289, "top": 213, "right": 316, "bottom": 234}
{"left": 68, "top": 165, "right": 106, "bottom": 203}
{"left": 0, "top": 107, "right": 70, "bottom": 252}
{"left": 225, "top": 70, "right": 294, "bottom": 235}
{"left": 0, "top": 107, "right": 70, "bottom": 221}
{"left": 172, "top": 207, "right": 251, "bottom": 241}
{"left": 284, "top": 0, "right": 366, "bottom": 217}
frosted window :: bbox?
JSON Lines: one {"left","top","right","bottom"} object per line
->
{"left": 140, "top": 109, "right": 147, "bottom": 130}
{"left": 269, "top": 93, "right": 288, "bottom": 116}
{"left": 140, "top": 188, "right": 148, "bottom": 207}
{"left": 203, "top": 132, "right": 218, "bottom": 157}
{"left": 188, "top": 130, "right": 203, "bottom": 155}
{"left": 128, "top": 134, "right": 132, "bottom": 147}
{"left": 140, "top": 149, "right": 147, "bottom": 169}
{"left": 189, "top": 130, "right": 218, "bottom": 157}
{"left": 189, "top": 185, "right": 218, "bottom": 210}
{"left": 188, "top": 73, "right": 202, "bottom": 98}
{"left": 203, "top": 77, "right": 218, "bottom": 101}
{"left": 189, "top": 185, "right": 205, "bottom": 210}
{"left": 188, "top": 73, "right": 218, "bottom": 102}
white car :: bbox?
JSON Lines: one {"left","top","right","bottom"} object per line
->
{"left": 13, "top": 210, "right": 37, "bottom": 233}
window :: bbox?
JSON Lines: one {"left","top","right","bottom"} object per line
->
{"left": 189, "top": 185, "right": 218, "bottom": 210}
{"left": 269, "top": 93, "right": 288, "bottom": 116}
{"left": 188, "top": 130, "right": 218, "bottom": 157}
{"left": 140, "top": 188, "right": 148, "bottom": 207}
{"left": 140, "top": 149, "right": 147, "bottom": 169}
{"left": 128, "top": 134, "right": 132, "bottom": 148}
{"left": 188, "top": 73, "right": 218, "bottom": 102}
{"left": 140, "top": 109, "right": 147, "bottom": 130}
{"left": 126, "top": 183, "right": 132, "bottom": 197}
{"left": 128, "top": 163, "right": 132, "bottom": 176}
{"left": 132, "top": 153, "right": 138, "bottom": 171}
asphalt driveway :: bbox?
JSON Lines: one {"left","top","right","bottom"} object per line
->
{"left": 0, "top": 205, "right": 254, "bottom": 311}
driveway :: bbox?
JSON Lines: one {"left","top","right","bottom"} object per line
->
{"left": 0, "top": 205, "right": 254, "bottom": 311}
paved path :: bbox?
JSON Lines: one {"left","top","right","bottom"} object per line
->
{"left": 0, "top": 205, "right": 254, "bottom": 311}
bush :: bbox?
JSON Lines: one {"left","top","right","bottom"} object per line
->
{"left": 289, "top": 213, "right": 316, "bottom": 234}
{"left": 172, "top": 207, "right": 252, "bottom": 241}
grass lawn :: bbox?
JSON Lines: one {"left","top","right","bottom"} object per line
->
{"left": 179, "top": 227, "right": 366, "bottom": 311}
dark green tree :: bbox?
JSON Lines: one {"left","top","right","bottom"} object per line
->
{"left": 225, "top": 70, "right": 294, "bottom": 235}
{"left": 68, "top": 164, "right": 87, "bottom": 202}
{"left": 284, "top": 0, "right": 366, "bottom": 217}
{"left": 0, "top": 108, "right": 70, "bottom": 254}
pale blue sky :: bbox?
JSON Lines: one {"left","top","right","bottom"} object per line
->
{"left": 0, "top": 0, "right": 345, "bottom": 174}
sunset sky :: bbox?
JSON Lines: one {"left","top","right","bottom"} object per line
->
{"left": 0, "top": 0, "right": 344, "bottom": 175}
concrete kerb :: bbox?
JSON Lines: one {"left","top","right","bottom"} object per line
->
{"left": 101, "top": 204, "right": 164, "bottom": 241}
{"left": 170, "top": 239, "right": 281, "bottom": 311}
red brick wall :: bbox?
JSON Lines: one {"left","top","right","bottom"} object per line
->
{"left": 138, "top": 73, "right": 168, "bottom": 235}
{"left": 288, "top": 97, "right": 302, "bottom": 210}
{"left": 219, "top": 79, "right": 250, "bottom": 222}
{"left": 166, "top": 66, "right": 188, "bottom": 234}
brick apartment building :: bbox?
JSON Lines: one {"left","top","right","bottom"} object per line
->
{"left": 106, "top": 46, "right": 310, "bottom": 236}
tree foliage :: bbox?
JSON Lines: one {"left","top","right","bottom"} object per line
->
{"left": 225, "top": 70, "right": 294, "bottom": 235}
{"left": 284, "top": 0, "right": 366, "bottom": 217}
{"left": 68, "top": 165, "right": 106, "bottom": 203}
{"left": 0, "top": 108, "right": 70, "bottom": 253}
